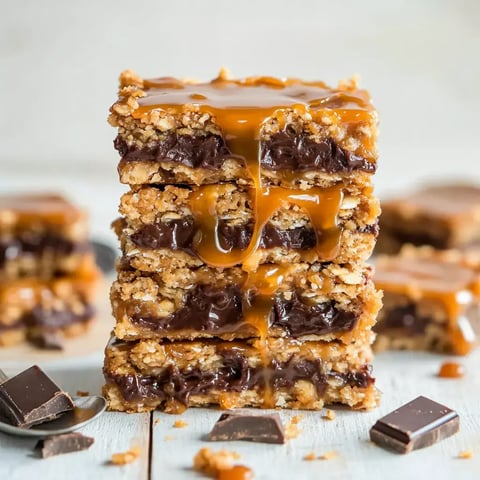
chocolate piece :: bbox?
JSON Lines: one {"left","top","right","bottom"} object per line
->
{"left": 0, "top": 366, "right": 74, "bottom": 428}
{"left": 369, "top": 396, "right": 460, "bottom": 454}
{"left": 36, "top": 432, "right": 94, "bottom": 458}
{"left": 130, "top": 285, "right": 358, "bottom": 337}
{"left": 115, "top": 132, "right": 375, "bottom": 174}
{"left": 208, "top": 412, "right": 285, "bottom": 444}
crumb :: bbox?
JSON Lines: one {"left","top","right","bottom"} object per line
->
{"left": 323, "top": 409, "right": 336, "bottom": 420}
{"left": 164, "top": 435, "right": 174, "bottom": 441}
{"left": 76, "top": 390, "right": 89, "bottom": 397}
{"left": 173, "top": 419, "right": 188, "bottom": 428}
{"left": 290, "top": 414, "right": 304, "bottom": 425}
{"left": 319, "top": 451, "right": 338, "bottom": 460}
{"left": 458, "top": 450, "right": 473, "bottom": 459}
{"left": 285, "top": 421, "right": 301, "bottom": 439}
{"left": 193, "top": 447, "right": 241, "bottom": 477}
{"left": 110, "top": 446, "right": 140, "bottom": 465}
{"left": 303, "top": 452, "right": 317, "bottom": 461}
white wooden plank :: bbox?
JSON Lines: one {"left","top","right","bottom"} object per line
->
{"left": 149, "top": 350, "right": 480, "bottom": 480}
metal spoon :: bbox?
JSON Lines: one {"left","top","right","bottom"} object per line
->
{"left": 0, "top": 369, "right": 107, "bottom": 438}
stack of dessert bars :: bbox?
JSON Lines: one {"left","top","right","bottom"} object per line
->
{"left": 104, "top": 70, "right": 382, "bottom": 413}
{"left": 0, "top": 194, "right": 99, "bottom": 348}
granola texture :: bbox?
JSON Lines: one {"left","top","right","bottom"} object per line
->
{"left": 109, "top": 70, "right": 378, "bottom": 187}
{"left": 111, "top": 263, "right": 381, "bottom": 342}
{"left": 103, "top": 336, "right": 378, "bottom": 413}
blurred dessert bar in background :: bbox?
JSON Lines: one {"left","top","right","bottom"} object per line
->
{"left": 104, "top": 69, "right": 382, "bottom": 413}
{"left": 0, "top": 194, "right": 100, "bottom": 348}
{"left": 377, "top": 184, "right": 480, "bottom": 254}
{"left": 374, "top": 246, "right": 480, "bottom": 355}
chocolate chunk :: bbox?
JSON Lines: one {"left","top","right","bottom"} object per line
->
{"left": 0, "top": 366, "right": 74, "bottom": 428}
{"left": 369, "top": 396, "right": 459, "bottom": 454}
{"left": 208, "top": 412, "right": 285, "bottom": 444}
{"left": 36, "top": 432, "right": 94, "bottom": 458}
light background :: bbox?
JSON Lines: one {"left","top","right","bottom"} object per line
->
{"left": 1, "top": 0, "right": 479, "bottom": 240}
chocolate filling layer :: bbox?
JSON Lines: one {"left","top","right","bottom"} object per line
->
{"left": 0, "top": 304, "right": 95, "bottom": 333}
{"left": 130, "top": 217, "right": 378, "bottom": 252}
{"left": 374, "top": 304, "right": 430, "bottom": 336}
{"left": 380, "top": 227, "right": 451, "bottom": 250}
{"left": 0, "top": 235, "right": 89, "bottom": 269}
{"left": 105, "top": 354, "right": 374, "bottom": 405}
{"left": 115, "top": 131, "right": 375, "bottom": 174}
{"left": 129, "top": 284, "right": 358, "bottom": 337}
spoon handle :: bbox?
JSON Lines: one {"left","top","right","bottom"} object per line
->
{"left": 0, "top": 368, "right": 9, "bottom": 383}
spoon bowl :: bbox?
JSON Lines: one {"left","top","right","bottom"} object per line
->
{"left": 0, "top": 395, "right": 107, "bottom": 438}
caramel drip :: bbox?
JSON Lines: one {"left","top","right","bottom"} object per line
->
{"left": 190, "top": 185, "right": 343, "bottom": 268}
{"left": 242, "top": 265, "right": 289, "bottom": 408}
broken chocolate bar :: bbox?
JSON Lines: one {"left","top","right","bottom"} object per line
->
{"left": 208, "top": 412, "right": 285, "bottom": 444}
{"left": 0, "top": 365, "right": 74, "bottom": 428}
{"left": 369, "top": 396, "right": 459, "bottom": 454}
{"left": 36, "top": 432, "right": 94, "bottom": 458}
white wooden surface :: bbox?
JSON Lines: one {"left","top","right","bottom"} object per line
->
{"left": 1, "top": 300, "right": 479, "bottom": 480}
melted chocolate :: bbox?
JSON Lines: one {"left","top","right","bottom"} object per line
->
{"left": 0, "top": 304, "right": 95, "bottom": 333}
{"left": 375, "top": 304, "right": 429, "bottom": 336}
{"left": 114, "top": 134, "right": 231, "bottom": 169}
{"left": 129, "top": 285, "right": 358, "bottom": 337}
{"left": 261, "top": 130, "right": 375, "bottom": 173}
{"left": 130, "top": 285, "right": 243, "bottom": 333}
{"left": 105, "top": 353, "right": 374, "bottom": 406}
{"left": 115, "top": 131, "right": 375, "bottom": 174}
{"left": 129, "top": 217, "right": 378, "bottom": 253}
{"left": 273, "top": 296, "right": 358, "bottom": 336}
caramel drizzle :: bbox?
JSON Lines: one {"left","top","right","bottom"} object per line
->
{"left": 132, "top": 74, "right": 363, "bottom": 406}
{"left": 190, "top": 185, "right": 343, "bottom": 268}
{"left": 242, "top": 265, "right": 289, "bottom": 407}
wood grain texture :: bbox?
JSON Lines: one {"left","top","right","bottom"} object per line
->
{"left": 0, "top": 368, "right": 150, "bottom": 480}
{"left": 147, "top": 350, "right": 480, "bottom": 480}
{"left": 0, "top": 290, "right": 479, "bottom": 480}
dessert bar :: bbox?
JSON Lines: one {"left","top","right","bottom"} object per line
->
{"left": 377, "top": 184, "right": 480, "bottom": 254}
{"left": 0, "top": 262, "right": 99, "bottom": 347}
{"left": 104, "top": 335, "right": 378, "bottom": 413}
{"left": 374, "top": 247, "right": 480, "bottom": 354}
{"left": 0, "top": 193, "right": 100, "bottom": 348}
{"left": 0, "top": 194, "right": 93, "bottom": 280}
{"left": 105, "top": 69, "right": 381, "bottom": 412}
{"left": 111, "top": 262, "right": 380, "bottom": 342}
